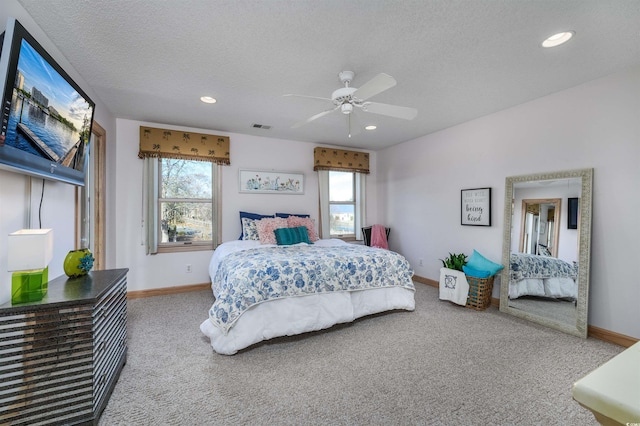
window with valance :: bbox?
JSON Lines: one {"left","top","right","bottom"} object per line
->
{"left": 139, "top": 126, "right": 227, "bottom": 254}
{"left": 314, "top": 147, "right": 369, "bottom": 240}
{"left": 313, "top": 147, "right": 370, "bottom": 174}
{"left": 139, "top": 126, "right": 230, "bottom": 164}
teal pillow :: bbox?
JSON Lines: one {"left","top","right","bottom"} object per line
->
{"left": 462, "top": 265, "right": 491, "bottom": 278}
{"left": 274, "top": 226, "right": 312, "bottom": 245}
{"left": 466, "top": 250, "right": 504, "bottom": 276}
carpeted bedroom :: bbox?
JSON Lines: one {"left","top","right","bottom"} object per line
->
{"left": 98, "top": 283, "right": 622, "bottom": 425}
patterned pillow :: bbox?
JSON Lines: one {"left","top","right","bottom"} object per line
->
{"left": 256, "top": 217, "right": 288, "bottom": 245}
{"left": 238, "top": 211, "right": 273, "bottom": 239}
{"left": 286, "top": 216, "right": 319, "bottom": 242}
{"left": 241, "top": 217, "right": 260, "bottom": 241}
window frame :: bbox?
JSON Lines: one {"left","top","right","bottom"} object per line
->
{"left": 155, "top": 158, "right": 219, "bottom": 253}
{"left": 328, "top": 170, "right": 357, "bottom": 240}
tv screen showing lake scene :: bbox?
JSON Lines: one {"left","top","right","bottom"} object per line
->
{"left": 4, "top": 37, "right": 94, "bottom": 173}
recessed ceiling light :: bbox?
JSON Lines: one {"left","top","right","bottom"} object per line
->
{"left": 200, "top": 96, "right": 217, "bottom": 104}
{"left": 542, "top": 31, "right": 574, "bottom": 48}
{"left": 365, "top": 125, "right": 377, "bottom": 130}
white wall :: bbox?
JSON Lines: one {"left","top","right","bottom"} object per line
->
{"left": 0, "top": 1, "right": 116, "bottom": 305}
{"left": 113, "top": 118, "right": 378, "bottom": 291}
{"left": 378, "top": 65, "right": 640, "bottom": 338}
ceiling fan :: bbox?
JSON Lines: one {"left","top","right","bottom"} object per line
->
{"left": 284, "top": 71, "right": 418, "bottom": 138}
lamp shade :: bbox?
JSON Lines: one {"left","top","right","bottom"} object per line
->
{"left": 7, "top": 229, "right": 54, "bottom": 271}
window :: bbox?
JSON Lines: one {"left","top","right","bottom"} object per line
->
{"left": 153, "top": 158, "right": 218, "bottom": 252}
{"left": 329, "top": 171, "right": 356, "bottom": 237}
{"left": 318, "top": 170, "right": 365, "bottom": 240}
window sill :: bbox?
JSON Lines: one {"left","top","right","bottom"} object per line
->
{"left": 334, "top": 236, "right": 364, "bottom": 244}
{"left": 157, "top": 243, "right": 214, "bottom": 253}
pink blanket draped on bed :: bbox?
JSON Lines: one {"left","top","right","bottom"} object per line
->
{"left": 371, "top": 224, "right": 389, "bottom": 249}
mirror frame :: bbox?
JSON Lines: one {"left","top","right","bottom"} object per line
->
{"left": 500, "top": 168, "right": 593, "bottom": 338}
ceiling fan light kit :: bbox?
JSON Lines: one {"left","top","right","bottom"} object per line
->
{"left": 286, "top": 70, "right": 418, "bottom": 137}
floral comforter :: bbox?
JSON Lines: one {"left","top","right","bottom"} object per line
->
{"left": 209, "top": 243, "right": 414, "bottom": 334}
{"left": 509, "top": 252, "right": 578, "bottom": 281}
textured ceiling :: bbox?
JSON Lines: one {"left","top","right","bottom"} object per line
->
{"left": 16, "top": 0, "right": 640, "bottom": 150}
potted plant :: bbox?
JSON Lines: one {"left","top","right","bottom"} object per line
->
{"left": 440, "top": 252, "right": 467, "bottom": 271}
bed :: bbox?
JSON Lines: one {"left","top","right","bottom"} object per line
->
{"left": 508, "top": 252, "right": 578, "bottom": 300}
{"left": 200, "top": 239, "right": 415, "bottom": 355}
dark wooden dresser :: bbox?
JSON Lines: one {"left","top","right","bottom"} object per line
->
{"left": 0, "top": 268, "right": 128, "bottom": 425}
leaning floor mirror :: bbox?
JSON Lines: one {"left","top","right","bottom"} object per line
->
{"left": 500, "top": 168, "right": 593, "bottom": 338}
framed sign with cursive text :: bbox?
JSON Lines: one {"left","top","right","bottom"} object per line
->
{"left": 461, "top": 188, "right": 491, "bottom": 226}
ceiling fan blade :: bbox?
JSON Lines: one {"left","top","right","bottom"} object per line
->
{"left": 283, "top": 94, "right": 333, "bottom": 102}
{"left": 352, "top": 73, "right": 396, "bottom": 101}
{"left": 291, "top": 106, "right": 339, "bottom": 128}
{"left": 363, "top": 102, "right": 418, "bottom": 120}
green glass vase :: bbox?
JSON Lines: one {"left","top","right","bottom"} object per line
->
{"left": 64, "top": 248, "right": 95, "bottom": 278}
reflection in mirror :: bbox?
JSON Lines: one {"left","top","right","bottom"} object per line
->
{"left": 519, "top": 199, "right": 560, "bottom": 257}
{"left": 500, "top": 169, "right": 593, "bottom": 338}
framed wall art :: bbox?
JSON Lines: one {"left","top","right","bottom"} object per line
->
{"left": 461, "top": 187, "right": 491, "bottom": 226}
{"left": 239, "top": 170, "right": 304, "bottom": 194}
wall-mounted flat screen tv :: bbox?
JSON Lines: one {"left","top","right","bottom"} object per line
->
{"left": 0, "top": 18, "right": 95, "bottom": 186}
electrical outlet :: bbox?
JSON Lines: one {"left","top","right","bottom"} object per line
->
{"left": 186, "top": 264, "right": 192, "bottom": 273}
{"left": 419, "top": 258, "right": 424, "bottom": 267}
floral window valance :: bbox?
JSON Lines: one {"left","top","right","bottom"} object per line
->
{"left": 139, "top": 126, "right": 230, "bottom": 164}
{"left": 313, "top": 147, "right": 370, "bottom": 174}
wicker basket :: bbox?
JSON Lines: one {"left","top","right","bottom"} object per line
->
{"left": 465, "top": 275, "right": 494, "bottom": 311}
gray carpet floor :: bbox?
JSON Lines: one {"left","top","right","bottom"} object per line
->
{"left": 509, "top": 296, "right": 577, "bottom": 326}
{"left": 98, "top": 283, "right": 623, "bottom": 425}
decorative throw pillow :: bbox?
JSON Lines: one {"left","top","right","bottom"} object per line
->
{"left": 275, "top": 212, "right": 311, "bottom": 218}
{"left": 466, "top": 250, "right": 504, "bottom": 276}
{"left": 274, "top": 226, "right": 312, "bottom": 245}
{"left": 286, "top": 216, "right": 319, "bottom": 242}
{"left": 537, "top": 244, "right": 552, "bottom": 257}
{"left": 462, "top": 265, "right": 492, "bottom": 278}
{"left": 238, "top": 211, "right": 273, "bottom": 239}
{"left": 241, "top": 217, "right": 260, "bottom": 241}
{"left": 255, "top": 217, "right": 288, "bottom": 245}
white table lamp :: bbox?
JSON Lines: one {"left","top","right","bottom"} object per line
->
{"left": 8, "top": 229, "right": 53, "bottom": 304}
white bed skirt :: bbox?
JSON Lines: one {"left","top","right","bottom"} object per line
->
{"left": 200, "top": 286, "right": 415, "bottom": 355}
{"left": 509, "top": 277, "right": 577, "bottom": 300}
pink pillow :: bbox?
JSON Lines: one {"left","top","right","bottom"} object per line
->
{"left": 287, "top": 216, "right": 319, "bottom": 242}
{"left": 256, "top": 217, "right": 288, "bottom": 245}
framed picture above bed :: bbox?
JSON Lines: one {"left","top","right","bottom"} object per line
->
{"left": 461, "top": 187, "right": 491, "bottom": 226}
{"left": 239, "top": 170, "right": 304, "bottom": 194}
